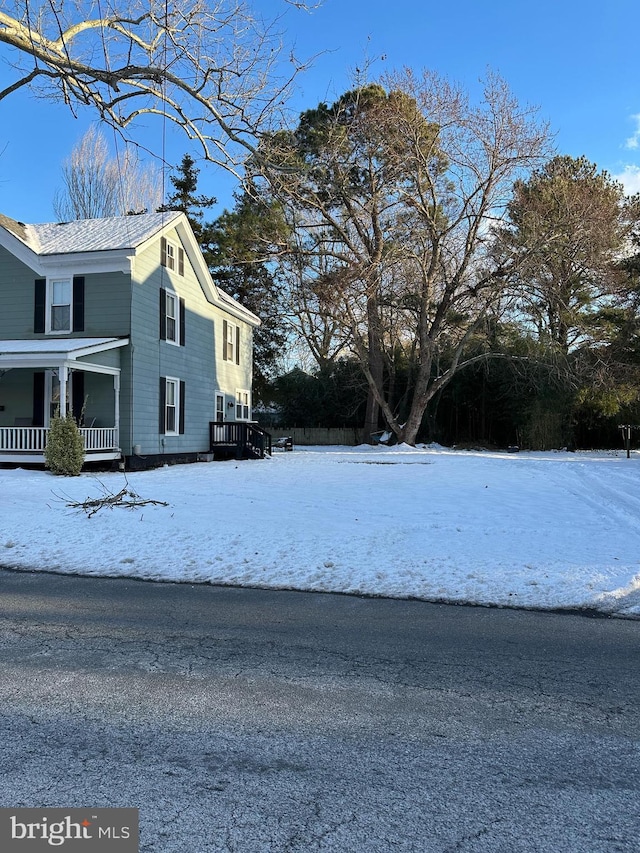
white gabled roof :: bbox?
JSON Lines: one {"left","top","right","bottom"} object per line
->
{"left": 0, "top": 212, "right": 260, "bottom": 327}
{"left": 24, "top": 212, "right": 183, "bottom": 255}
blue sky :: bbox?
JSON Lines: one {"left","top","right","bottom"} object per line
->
{"left": 1, "top": 0, "right": 639, "bottom": 224}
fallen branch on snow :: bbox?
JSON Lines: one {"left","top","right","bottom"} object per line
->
{"left": 54, "top": 477, "right": 169, "bottom": 518}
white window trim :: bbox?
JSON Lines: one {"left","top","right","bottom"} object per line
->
{"left": 166, "top": 241, "right": 176, "bottom": 272}
{"left": 215, "top": 392, "right": 225, "bottom": 423}
{"left": 162, "top": 238, "right": 185, "bottom": 276}
{"left": 165, "top": 291, "right": 179, "bottom": 346}
{"left": 165, "top": 377, "right": 180, "bottom": 436}
{"left": 235, "top": 389, "right": 250, "bottom": 422}
{"left": 226, "top": 321, "right": 237, "bottom": 363}
{"left": 46, "top": 277, "right": 72, "bottom": 334}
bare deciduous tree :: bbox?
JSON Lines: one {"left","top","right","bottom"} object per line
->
{"left": 256, "top": 71, "right": 552, "bottom": 445}
{"left": 53, "top": 125, "right": 162, "bottom": 219}
{"left": 0, "top": 0, "right": 317, "bottom": 173}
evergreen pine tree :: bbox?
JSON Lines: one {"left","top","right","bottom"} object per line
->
{"left": 158, "top": 154, "right": 216, "bottom": 243}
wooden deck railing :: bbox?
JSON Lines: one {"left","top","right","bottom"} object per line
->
{"left": 209, "top": 421, "right": 272, "bottom": 459}
{"left": 0, "top": 426, "right": 118, "bottom": 453}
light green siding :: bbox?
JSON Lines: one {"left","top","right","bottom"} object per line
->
{"left": 0, "top": 369, "right": 34, "bottom": 426}
{"left": 0, "top": 221, "right": 255, "bottom": 459}
{"left": 82, "top": 272, "right": 130, "bottom": 338}
{"left": 127, "top": 227, "right": 254, "bottom": 456}
{"left": 0, "top": 246, "right": 130, "bottom": 339}
{"left": 76, "top": 349, "right": 124, "bottom": 428}
{"left": 0, "top": 246, "right": 40, "bottom": 339}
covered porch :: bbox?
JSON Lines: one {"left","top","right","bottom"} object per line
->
{"left": 0, "top": 338, "right": 127, "bottom": 464}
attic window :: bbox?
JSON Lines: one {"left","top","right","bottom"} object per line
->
{"left": 161, "top": 237, "right": 185, "bottom": 276}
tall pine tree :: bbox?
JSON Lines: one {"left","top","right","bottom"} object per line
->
{"left": 160, "top": 157, "right": 288, "bottom": 401}
{"left": 158, "top": 154, "right": 216, "bottom": 244}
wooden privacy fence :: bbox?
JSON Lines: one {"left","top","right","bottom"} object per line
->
{"left": 266, "top": 427, "right": 362, "bottom": 446}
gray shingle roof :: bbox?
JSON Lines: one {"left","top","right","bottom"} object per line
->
{"left": 0, "top": 214, "right": 28, "bottom": 242}
{"left": 4, "top": 212, "right": 182, "bottom": 255}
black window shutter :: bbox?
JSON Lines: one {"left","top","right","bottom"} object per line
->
{"left": 222, "top": 319, "right": 228, "bottom": 361}
{"left": 72, "top": 276, "right": 85, "bottom": 332}
{"left": 159, "top": 377, "right": 166, "bottom": 434}
{"left": 179, "top": 298, "right": 186, "bottom": 347}
{"left": 159, "top": 288, "right": 167, "bottom": 341}
{"left": 160, "top": 237, "right": 167, "bottom": 268}
{"left": 235, "top": 325, "right": 240, "bottom": 365}
{"left": 34, "top": 280, "right": 46, "bottom": 333}
{"left": 178, "top": 247, "right": 184, "bottom": 276}
{"left": 179, "top": 381, "right": 185, "bottom": 434}
{"left": 32, "top": 372, "right": 45, "bottom": 426}
{"left": 71, "top": 371, "right": 85, "bottom": 423}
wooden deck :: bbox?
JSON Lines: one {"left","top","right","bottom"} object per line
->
{"left": 209, "top": 422, "right": 272, "bottom": 459}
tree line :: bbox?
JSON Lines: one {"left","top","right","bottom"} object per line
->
{"left": 47, "top": 88, "right": 640, "bottom": 451}
{"left": 4, "top": 1, "right": 639, "bottom": 449}
{"left": 169, "top": 92, "right": 639, "bottom": 449}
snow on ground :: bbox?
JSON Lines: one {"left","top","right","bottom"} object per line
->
{"left": 1, "top": 444, "right": 640, "bottom": 618}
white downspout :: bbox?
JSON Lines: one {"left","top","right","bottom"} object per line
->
{"left": 114, "top": 373, "right": 121, "bottom": 451}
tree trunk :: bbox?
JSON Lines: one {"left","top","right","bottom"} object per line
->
{"left": 362, "top": 295, "right": 385, "bottom": 443}
{"left": 362, "top": 388, "right": 381, "bottom": 444}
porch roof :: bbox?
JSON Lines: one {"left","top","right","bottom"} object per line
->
{"left": 0, "top": 337, "right": 128, "bottom": 368}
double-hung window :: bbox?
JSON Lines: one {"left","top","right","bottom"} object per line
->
{"left": 160, "top": 376, "right": 185, "bottom": 435}
{"left": 165, "top": 378, "right": 178, "bottom": 434}
{"left": 34, "top": 276, "right": 85, "bottom": 334}
{"left": 159, "top": 288, "right": 185, "bottom": 346}
{"left": 236, "top": 390, "right": 250, "bottom": 421}
{"left": 166, "top": 242, "right": 176, "bottom": 271}
{"left": 165, "top": 292, "right": 177, "bottom": 343}
{"left": 223, "top": 319, "right": 240, "bottom": 364}
{"left": 50, "top": 279, "right": 71, "bottom": 332}
{"left": 161, "top": 237, "right": 185, "bottom": 275}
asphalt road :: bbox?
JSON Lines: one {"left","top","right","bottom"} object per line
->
{"left": 0, "top": 568, "right": 638, "bottom": 853}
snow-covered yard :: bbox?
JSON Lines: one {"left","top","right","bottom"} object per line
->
{"left": 1, "top": 444, "right": 639, "bottom": 618}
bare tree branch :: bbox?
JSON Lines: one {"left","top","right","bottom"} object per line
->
{"left": 0, "top": 0, "right": 317, "bottom": 170}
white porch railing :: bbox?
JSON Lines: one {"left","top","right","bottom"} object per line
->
{"left": 0, "top": 426, "right": 118, "bottom": 453}
{"left": 79, "top": 427, "right": 118, "bottom": 451}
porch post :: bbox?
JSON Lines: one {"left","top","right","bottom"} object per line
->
{"left": 58, "top": 366, "right": 68, "bottom": 418}
{"left": 114, "top": 373, "right": 120, "bottom": 450}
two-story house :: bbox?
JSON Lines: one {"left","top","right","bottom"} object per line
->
{"left": 0, "top": 211, "right": 267, "bottom": 467}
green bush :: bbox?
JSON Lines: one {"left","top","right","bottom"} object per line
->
{"left": 44, "top": 413, "right": 85, "bottom": 476}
